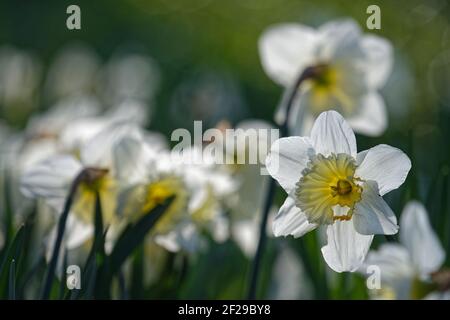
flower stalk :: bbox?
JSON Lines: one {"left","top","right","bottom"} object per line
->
{"left": 247, "top": 67, "right": 319, "bottom": 299}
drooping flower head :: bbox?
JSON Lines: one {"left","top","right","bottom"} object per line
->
{"left": 266, "top": 110, "right": 411, "bottom": 272}
{"left": 259, "top": 19, "right": 393, "bottom": 136}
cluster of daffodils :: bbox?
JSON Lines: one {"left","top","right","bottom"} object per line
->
{"left": 20, "top": 121, "right": 237, "bottom": 260}
{"left": 0, "top": 43, "right": 252, "bottom": 276}
{"left": 265, "top": 110, "right": 411, "bottom": 272}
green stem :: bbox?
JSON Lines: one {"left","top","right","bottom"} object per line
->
{"left": 247, "top": 67, "right": 319, "bottom": 299}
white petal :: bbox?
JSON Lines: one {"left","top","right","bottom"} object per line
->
{"left": 265, "top": 136, "right": 315, "bottom": 194}
{"left": 347, "top": 93, "right": 388, "bottom": 137}
{"left": 59, "top": 118, "right": 108, "bottom": 152}
{"left": 65, "top": 215, "right": 94, "bottom": 250}
{"left": 272, "top": 197, "right": 317, "bottom": 238}
{"left": 113, "top": 136, "right": 152, "bottom": 185}
{"left": 353, "top": 181, "right": 399, "bottom": 235}
{"left": 362, "top": 243, "right": 415, "bottom": 299}
{"left": 363, "top": 243, "right": 414, "bottom": 282}
{"left": 361, "top": 35, "right": 393, "bottom": 89}
{"left": 232, "top": 219, "right": 259, "bottom": 258}
{"left": 400, "top": 201, "right": 445, "bottom": 278}
{"left": 80, "top": 122, "right": 142, "bottom": 168}
{"left": 317, "top": 19, "right": 362, "bottom": 61}
{"left": 20, "top": 155, "right": 82, "bottom": 201}
{"left": 258, "top": 23, "right": 317, "bottom": 87}
{"left": 321, "top": 220, "right": 373, "bottom": 272}
{"left": 356, "top": 144, "right": 411, "bottom": 196}
{"left": 310, "top": 111, "right": 357, "bottom": 157}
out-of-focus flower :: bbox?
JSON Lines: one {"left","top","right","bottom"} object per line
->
{"left": 259, "top": 18, "right": 393, "bottom": 136}
{"left": 99, "top": 53, "right": 160, "bottom": 104}
{"left": 220, "top": 119, "right": 276, "bottom": 257}
{"left": 267, "top": 244, "right": 313, "bottom": 299}
{"left": 20, "top": 122, "right": 142, "bottom": 250}
{"left": 362, "top": 201, "right": 448, "bottom": 300}
{"left": 116, "top": 138, "right": 235, "bottom": 253}
{"left": 0, "top": 46, "right": 41, "bottom": 122}
{"left": 44, "top": 43, "right": 100, "bottom": 100}
{"left": 265, "top": 111, "right": 411, "bottom": 272}
{"left": 169, "top": 70, "right": 247, "bottom": 129}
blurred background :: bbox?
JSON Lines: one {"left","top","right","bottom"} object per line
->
{"left": 0, "top": 0, "right": 450, "bottom": 299}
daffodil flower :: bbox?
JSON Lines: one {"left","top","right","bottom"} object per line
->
{"left": 115, "top": 138, "right": 235, "bottom": 253}
{"left": 265, "top": 111, "right": 411, "bottom": 272}
{"left": 363, "top": 201, "right": 448, "bottom": 299}
{"left": 259, "top": 18, "right": 392, "bottom": 136}
{"left": 20, "top": 122, "right": 142, "bottom": 250}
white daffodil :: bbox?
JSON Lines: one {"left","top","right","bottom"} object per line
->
{"left": 0, "top": 46, "right": 41, "bottom": 117}
{"left": 99, "top": 53, "right": 160, "bottom": 104}
{"left": 362, "top": 201, "right": 448, "bottom": 300}
{"left": 259, "top": 18, "right": 393, "bottom": 136}
{"left": 116, "top": 138, "right": 235, "bottom": 253}
{"left": 44, "top": 43, "right": 100, "bottom": 100}
{"left": 20, "top": 122, "right": 143, "bottom": 251}
{"left": 265, "top": 110, "right": 411, "bottom": 272}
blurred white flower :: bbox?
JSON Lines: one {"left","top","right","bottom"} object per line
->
{"left": 265, "top": 111, "right": 411, "bottom": 272}
{"left": 259, "top": 18, "right": 393, "bottom": 136}
{"left": 363, "top": 201, "right": 448, "bottom": 299}
{"left": 99, "top": 53, "right": 160, "bottom": 104}
{"left": 116, "top": 138, "right": 236, "bottom": 253}
{"left": 0, "top": 46, "right": 41, "bottom": 118}
{"left": 220, "top": 119, "right": 276, "bottom": 257}
{"left": 20, "top": 122, "right": 143, "bottom": 250}
{"left": 267, "top": 245, "right": 313, "bottom": 299}
{"left": 44, "top": 43, "right": 100, "bottom": 100}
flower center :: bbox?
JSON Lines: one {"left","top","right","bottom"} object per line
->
{"left": 294, "top": 153, "right": 363, "bottom": 225}
{"left": 306, "top": 64, "right": 355, "bottom": 116}
{"left": 73, "top": 168, "right": 117, "bottom": 224}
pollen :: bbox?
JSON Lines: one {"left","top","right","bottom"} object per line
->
{"left": 294, "top": 153, "right": 363, "bottom": 225}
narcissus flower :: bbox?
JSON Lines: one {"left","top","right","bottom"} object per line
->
{"left": 259, "top": 18, "right": 392, "bottom": 136}
{"left": 20, "top": 122, "right": 142, "bottom": 250}
{"left": 265, "top": 111, "right": 411, "bottom": 272}
{"left": 116, "top": 139, "right": 235, "bottom": 253}
{"left": 363, "top": 201, "right": 448, "bottom": 300}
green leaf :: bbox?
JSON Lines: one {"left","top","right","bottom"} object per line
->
{"left": 8, "top": 259, "right": 15, "bottom": 300}
{"left": 41, "top": 179, "right": 78, "bottom": 300}
{"left": 0, "top": 225, "right": 26, "bottom": 297}
{"left": 108, "top": 196, "right": 174, "bottom": 275}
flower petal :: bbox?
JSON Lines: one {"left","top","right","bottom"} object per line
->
{"left": 362, "top": 243, "right": 415, "bottom": 299}
{"left": 310, "top": 111, "right": 357, "bottom": 157}
{"left": 317, "top": 19, "right": 362, "bottom": 61}
{"left": 361, "top": 34, "right": 393, "bottom": 89}
{"left": 347, "top": 92, "right": 387, "bottom": 137}
{"left": 272, "top": 197, "right": 317, "bottom": 238}
{"left": 400, "top": 201, "right": 445, "bottom": 278}
{"left": 80, "top": 122, "right": 142, "bottom": 168}
{"left": 265, "top": 136, "right": 315, "bottom": 194}
{"left": 20, "top": 155, "right": 82, "bottom": 201}
{"left": 355, "top": 144, "right": 411, "bottom": 196}
{"left": 113, "top": 136, "right": 153, "bottom": 185}
{"left": 321, "top": 220, "right": 373, "bottom": 272}
{"left": 258, "top": 23, "right": 317, "bottom": 87}
{"left": 353, "top": 181, "right": 399, "bottom": 235}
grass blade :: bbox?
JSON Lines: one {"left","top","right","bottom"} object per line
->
{"left": 8, "top": 259, "right": 15, "bottom": 300}
{"left": 108, "top": 196, "right": 174, "bottom": 275}
{"left": 0, "top": 225, "right": 26, "bottom": 297}
{"left": 41, "top": 176, "right": 79, "bottom": 300}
